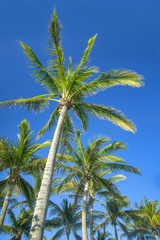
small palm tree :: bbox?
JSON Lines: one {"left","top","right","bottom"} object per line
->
{"left": 119, "top": 221, "right": 154, "bottom": 240}
{"left": 45, "top": 198, "right": 82, "bottom": 240}
{"left": 98, "top": 195, "right": 132, "bottom": 240}
{"left": 1, "top": 208, "right": 33, "bottom": 240}
{"left": 55, "top": 131, "right": 140, "bottom": 240}
{"left": 134, "top": 197, "right": 160, "bottom": 240}
{"left": 0, "top": 9, "right": 143, "bottom": 239}
{"left": 0, "top": 119, "right": 50, "bottom": 231}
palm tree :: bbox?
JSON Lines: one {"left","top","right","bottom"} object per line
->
{"left": 119, "top": 221, "right": 154, "bottom": 240}
{"left": 55, "top": 131, "right": 140, "bottom": 240}
{"left": 0, "top": 9, "right": 143, "bottom": 239}
{"left": 134, "top": 198, "right": 160, "bottom": 240}
{"left": 98, "top": 195, "right": 132, "bottom": 240}
{"left": 1, "top": 207, "right": 33, "bottom": 240}
{"left": 97, "top": 230, "right": 113, "bottom": 240}
{"left": 0, "top": 119, "right": 50, "bottom": 231}
{"left": 45, "top": 198, "right": 82, "bottom": 240}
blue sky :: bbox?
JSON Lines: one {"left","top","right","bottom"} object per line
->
{"left": 0, "top": 0, "right": 160, "bottom": 239}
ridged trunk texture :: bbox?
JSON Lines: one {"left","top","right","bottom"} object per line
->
{"left": 90, "top": 198, "right": 94, "bottom": 240}
{"left": 114, "top": 224, "right": 118, "bottom": 240}
{"left": 82, "top": 181, "right": 89, "bottom": 240}
{"left": 29, "top": 105, "right": 67, "bottom": 240}
{"left": 0, "top": 184, "right": 14, "bottom": 231}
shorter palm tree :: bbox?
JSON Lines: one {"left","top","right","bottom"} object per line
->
{"left": 1, "top": 208, "right": 33, "bottom": 240}
{"left": 0, "top": 119, "right": 50, "bottom": 230}
{"left": 46, "top": 198, "right": 82, "bottom": 240}
{"left": 134, "top": 197, "right": 160, "bottom": 240}
{"left": 98, "top": 195, "right": 131, "bottom": 240}
{"left": 54, "top": 130, "right": 140, "bottom": 240}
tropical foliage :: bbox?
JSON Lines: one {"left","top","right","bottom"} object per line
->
{"left": 0, "top": 119, "right": 50, "bottom": 231}
{"left": 0, "top": 6, "right": 150, "bottom": 240}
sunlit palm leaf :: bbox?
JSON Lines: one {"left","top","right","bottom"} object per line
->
{"left": 75, "top": 102, "right": 136, "bottom": 132}
{"left": 71, "top": 69, "right": 143, "bottom": 99}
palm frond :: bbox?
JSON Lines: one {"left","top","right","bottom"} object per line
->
{"left": 71, "top": 69, "right": 144, "bottom": 99}
{"left": 37, "top": 106, "right": 60, "bottom": 138}
{"left": 99, "top": 141, "right": 127, "bottom": 155}
{"left": 21, "top": 158, "right": 47, "bottom": 174}
{"left": 20, "top": 41, "right": 61, "bottom": 93}
{"left": 75, "top": 102, "right": 136, "bottom": 132}
{"left": 67, "top": 35, "right": 98, "bottom": 94}
{"left": 7, "top": 209, "right": 17, "bottom": 228}
{"left": 59, "top": 112, "right": 75, "bottom": 153}
{"left": 48, "top": 9, "right": 66, "bottom": 94}
{"left": 72, "top": 103, "right": 89, "bottom": 132}
{"left": 49, "top": 228, "right": 64, "bottom": 240}
{"left": 0, "top": 94, "right": 57, "bottom": 113}
{"left": 104, "top": 163, "right": 141, "bottom": 175}
{"left": 16, "top": 176, "right": 35, "bottom": 207}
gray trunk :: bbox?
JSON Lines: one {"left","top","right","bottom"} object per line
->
{"left": 29, "top": 105, "right": 67, "bottom": 240}
{"left": 90, "top": 198, "right": 94, "bottom": 240}
{"left": 82, "top": 180, "right": 89, "bottom": 240}
{"left": 0, "top": 184, "right": 14, "bottom": 231}
{"left": 114, "top": 224, "right": 118, "bottom": 240}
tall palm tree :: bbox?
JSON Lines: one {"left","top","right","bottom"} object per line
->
{"left": 0, "top": 119, "right": 50, "bottom": 231}
{"left": 0, "top": 9, "right": 143, "bottom": 239}
{"left": 1, "top": 208, "right": 33, "bottom": 240}
{"left": 45, "top": 198, "right": 82, "bottom": 240}
{"left": 55, "top": 131, "right": 140, "bottom": 240}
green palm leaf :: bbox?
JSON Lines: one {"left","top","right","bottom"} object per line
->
{"left": 75, "top": 102, "right": 136, "bottom": 132}
{"left": 71, "top": 69, "right": 143, "bottom": 99}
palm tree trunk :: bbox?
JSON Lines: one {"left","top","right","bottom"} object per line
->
{"left": 82, "top": 180, "right": 89, "bottom": 240}
{"left": 66, "top": 232, "right": 70, "bottom": 240}
{"left": 0, "top": 184, "right": 14, "bottom": 231}
{"left": 90, "top": 197, "right": 94, "bottom": 240}
{"left": 29, "top": 105, "right": 68, "bottom": 240}
{"left": 114, "top": 224, "right": 118, "bottom": 240}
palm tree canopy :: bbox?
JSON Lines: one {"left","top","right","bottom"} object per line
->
{"left": 1, "top": 208, "right": 33, "bottom": 239}
{"left": 0, "top": 119, "right": 51, "bottom": 205}
{"left": 56, "top": 131, "right": 140, "bottom": 194}
{"left": 0, "top": 9, "right": 144, "bottom": 142}
{"left": 134, "top": 197, "right": 160, "bottom": 237}
{"left": 46, "top": 198, "right": 82, "bottom": 240}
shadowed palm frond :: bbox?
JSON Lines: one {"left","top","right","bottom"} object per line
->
{"left": 16, "top": 176, "right": 35, "bottom": 207}
{"left": 72, "top": 103, "right": 89, "bottom": 132}
{"left": 37, "top": 106, "right": 60, "bottom": 138}
{"left": 49, "top": 228, "right": 65, "bottom": 240}
{"left": 59, "top": 112, "right": 75, "bottom": 153}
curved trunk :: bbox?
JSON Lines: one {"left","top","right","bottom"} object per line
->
{"left": 90, "top": 197, "right": 95, "bottom": 240}
{"left": 0, "top": 184, "right": 14, "bottom": 231}
{"left": 29, "top": 105, "right": 67, "bottom": 240}
{"left": 114, "top": 224, "right": 118, "bottom": 240}
{"left": 82, "top": 180, "right": 89, "bottom": 240}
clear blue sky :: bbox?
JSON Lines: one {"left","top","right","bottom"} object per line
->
{"left": 0, "top": 0, "right": 160, "bottom": 239}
